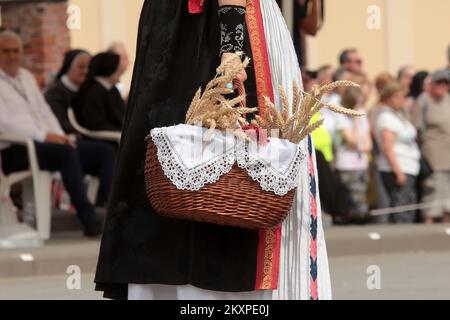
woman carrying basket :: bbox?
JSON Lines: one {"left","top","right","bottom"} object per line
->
{"left": 95, "top": 0, "right": 332, "bottom": 300}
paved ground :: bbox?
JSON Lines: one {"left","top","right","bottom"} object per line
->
{"left": 1, "top": 223, "right": 450, "bottom": 300}
{"left": 330, "top": 250, "right": 450, "bottom": 300}
{"left": 1, "top": 250, "right": 449, "bottom": 300}
{"left": 0, "top": 273, "right": 102, "bottom": 300}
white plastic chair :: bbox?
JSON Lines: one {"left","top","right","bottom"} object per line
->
{"left": 0, "top": 134, "right": 53, "bottom": 240}
{"left": 67, "top": 107, "right": 121, "bottom": 205}
{"left": 0, "top": 134, "right": 104, "bottom": 241}
{"left": 67, "top": 107, "right": 121, "bottom": 143}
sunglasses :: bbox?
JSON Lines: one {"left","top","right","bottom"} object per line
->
{"left": 435, "top": 79, "right": 449, "bottom": 85}
{"left": 348, "top": 58, "right": 363, "bottom": 65}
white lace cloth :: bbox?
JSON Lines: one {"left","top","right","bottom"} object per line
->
{"left": 150, "top": 124, "right": 305, "bottom": 196}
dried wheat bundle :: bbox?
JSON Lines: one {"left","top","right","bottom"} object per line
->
{"left": 185, "top": 53, "right": 257, "bottom": 140}
{"left": 253, "top": 80, "right": 365, "bottom": 144}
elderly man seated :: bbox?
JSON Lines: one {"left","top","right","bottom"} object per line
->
{"left": 0, "top": 30, "right": 115, "bottom": 237}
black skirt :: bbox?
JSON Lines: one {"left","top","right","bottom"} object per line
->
{"left": 94, "top": 0, "right": 262, "bottom": 300}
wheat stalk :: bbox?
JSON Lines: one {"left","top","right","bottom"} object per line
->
{"left": 325, "top": 103, "right": 365, "bottom": 117}
{"left": 319, "top": 80, "right": 359, "bottom": 93}
{"left": 257, "top": 79, "right": 363, "bottom": 144}
{"left": 185, "top": 55, "right": 257, "bottom": 139}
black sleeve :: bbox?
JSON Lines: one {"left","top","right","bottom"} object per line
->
{"left": 109, "top": 87, "right": 126, "bottom": 130}
{"left": 79, "top": 85, "right": 120, "bottom": 132}
{"left": 218, "top": 5, "right": 247, "bottom": 57}
{"left": 44, "top": 86, "right": 76, "bottom": 134}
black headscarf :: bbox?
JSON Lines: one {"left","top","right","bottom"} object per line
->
{"left": 86, "top": 51, "right": 121, "bottom": 81}
{"left": 55, "top": 49, "right": 90, "bottom": 80}
{"left": 72, "top": 51, "right": 123, "bottom": 118}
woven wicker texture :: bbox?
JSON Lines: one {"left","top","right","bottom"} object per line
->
{"left": 145, "top": 139, "right": 295, "bottom": 229}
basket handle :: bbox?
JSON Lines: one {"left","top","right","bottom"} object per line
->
{"left": 233, "top": 79, "right": 246, "bottom": 109}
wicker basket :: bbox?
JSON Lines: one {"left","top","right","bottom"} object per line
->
{"left": 144, "top": 139, "right": 295, "bottom": 229}
{"left": 144, "top": 79, "right": 296, "bottom": 229}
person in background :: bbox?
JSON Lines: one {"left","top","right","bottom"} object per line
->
{"left": 352, "top": 72, "right": 373, "bottom": 108}
{"left": 316, "top": 64, "right": 334, "bottom": 86}
{"left": 107, "top": 42, "right": 130, "bottom": 100}
{"left": 45, "top": 49, "right": 91, "bottom": 134}
{"left": 335, "top": 86, "right": 372, "bottom": 224}
{"left": 404, "top": 71, "right": 430, "bottom": 113}
{"left": 368, "top": 72, "right": 395, "bottom": 134}
{"left": 292, "top": 0, "right": 323, "bottom": 67}
{"left": 339, "top": 48, "right": 363, "bottom": 75}
{"left": 0, "top": 30, "right": 103, "bottom": 236}
{"left": 72, "top": 52, "right": 126, "bottom": 133}
{"left": 411, "top": 70, "right": 450, "bottom": 224}
{"left": 45, "top": 49, "right": 117, "bottom": 205}
{"left": 375, "top": 81, "right": 420, "bottom": 224}
{"left": 311, "top": 110, "right": 336, "bottom": 219}
{"left": 301, "top": 68, "right": 318, "bottom": 92}
{"left": 321, "top": 68, "right": 353, "bottom": 143}
{"left": 408, "top": 71, "right": 430, "bottom": 101}
{"left": 397, "top": 65, "right": 416, "bottom": 96}
{"left": 367, "top": 72, "right": 395, "bottom": 222}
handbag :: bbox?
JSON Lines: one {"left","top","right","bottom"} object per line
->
{"left": 418, "top": 152, "right": 433, "bottom": 180}
{"left": 418, "top": 96, "right": 434, "bottom": 181}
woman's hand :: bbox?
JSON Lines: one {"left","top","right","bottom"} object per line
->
{"left": 45, "top": 133, "right": 76, "bottom": 148}
{"left": 395, "top": 171, "right": 407, "bottom": 186}
{"left": 221, "top": 52, "right": 247, "bottom": 87}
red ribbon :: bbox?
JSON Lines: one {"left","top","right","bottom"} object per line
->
{"left": 242, "top": 124, "right": 270, "bottom": 145}
{"left": 189, "top": 0, "right": 206, "bottom": 14}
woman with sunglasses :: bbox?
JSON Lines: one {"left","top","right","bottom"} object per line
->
{"left": 412, "top": 69, "right": 450, "bottom": 224}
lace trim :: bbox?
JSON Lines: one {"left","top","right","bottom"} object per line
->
{"left": 150, "top": 127, "right": 304, "bottom": 195}
{"left": 151, "top": 128, "right": 236, "bottom": 191}
{"left": 236, "top": 140, "right": 305, "bottom": 196}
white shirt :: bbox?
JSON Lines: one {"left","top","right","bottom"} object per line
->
{"left": 375, "top": 107, "right": 420, "bottom": 176}
{"left": 0, "top": 68, "right": 64, "bottom": 150}
{"left": 321, "top": 93, "right": 341, "bottom": 142}
{"left": 335, "top": 109, "right": 370, "bottom": 171}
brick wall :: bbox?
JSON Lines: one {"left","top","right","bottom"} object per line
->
{"left": 1, "top": 1, "right": 70, "bottom": 88}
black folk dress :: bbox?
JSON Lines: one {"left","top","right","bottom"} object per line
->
{"left": 94, "top": 0, "right": 261, "bottom": 300}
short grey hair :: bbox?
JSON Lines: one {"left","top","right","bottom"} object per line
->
{"left": 397, "top": 65, "right": 414, "bottom": 80}
{"left": 0, "top": 30, "right": 23, "bottom": 48}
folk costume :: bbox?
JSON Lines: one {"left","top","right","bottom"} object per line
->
{"left": 95, "top": 0, "right": 331, "bottom": 300}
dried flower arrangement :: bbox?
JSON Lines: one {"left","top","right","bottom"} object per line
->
{"left": 185, "top": 53, "right": 364, "bottom": 144}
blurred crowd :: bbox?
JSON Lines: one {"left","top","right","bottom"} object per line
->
{"left": 0, "top": 30, "right": 130, "bottom": 236}
{"left": 1, "top": 28, "right": 449, "bottom": 238}
{"left": 304, "top": 47, "right": 450, "bottom": 225}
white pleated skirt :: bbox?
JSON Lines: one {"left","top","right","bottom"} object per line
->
{"left": 128, "top": 0, "right": 332, "bottom": 300}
